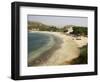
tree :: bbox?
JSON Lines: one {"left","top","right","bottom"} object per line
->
{"left": 72, "top": 26, "right": 87, "bottom": 36}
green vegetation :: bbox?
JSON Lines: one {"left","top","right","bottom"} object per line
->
{"left": 71, "top": 26, "right": 88, "bottom": 36}
{"left": 71, "top": 45, "right": 88, "bottom": 64}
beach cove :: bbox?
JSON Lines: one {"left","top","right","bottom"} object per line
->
{"left": 28, "top": 31, "right": 87, "bottom": 66}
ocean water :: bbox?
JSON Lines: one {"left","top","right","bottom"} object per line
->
{"left": 28, "top": 32, "right": 50, "bottom": 54}
{"left": 28, "top": 32, "right": 55, "bottom": 61}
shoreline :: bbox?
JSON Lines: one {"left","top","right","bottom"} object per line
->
{"left": 28, "top": 34, "right": 63, "bottom": 66}
{"left": 28, "top": 31, "right": 87, "bottom": 66}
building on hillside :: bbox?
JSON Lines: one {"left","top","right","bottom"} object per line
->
{"left": 64, "top": 26, "right": 73, "bottom": 34}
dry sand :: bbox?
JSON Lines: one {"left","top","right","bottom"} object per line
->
{"left": 41, "top": 32, "right": 80, "bottom": 65}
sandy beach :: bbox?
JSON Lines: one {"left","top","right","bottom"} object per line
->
{"left": 28, "top": 31, "right": 87, "bottom": 66}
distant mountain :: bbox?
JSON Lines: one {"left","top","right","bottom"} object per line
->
{"left": 28, "top": 21, "right": 50, "bottom": 31}
{"left": 28, "top": 21, "right": 61, "bottom": 31}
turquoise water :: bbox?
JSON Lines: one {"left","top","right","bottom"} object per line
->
{"left": 28, "top": 32, "right": 55, "bottom": 61}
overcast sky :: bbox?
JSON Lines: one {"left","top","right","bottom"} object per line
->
{"left": 28, "top": 15, "right": 88, "bottom": 27}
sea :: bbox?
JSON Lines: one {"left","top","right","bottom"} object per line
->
{"left": 28, "top": 32, "right": 55, "bottom": 61}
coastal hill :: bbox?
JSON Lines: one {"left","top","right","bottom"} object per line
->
{"left": 28, "top": 21, "right": 49, "bottom": 31}
{"left": 28, "top": 21, "right": 87, "bottom": 36}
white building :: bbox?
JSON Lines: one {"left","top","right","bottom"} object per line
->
{"left": 66, "top": 27, "right": 73, "bottom": 34}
